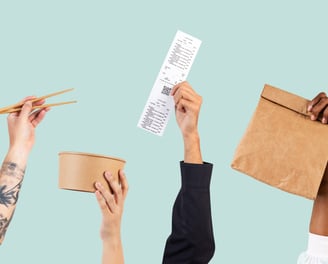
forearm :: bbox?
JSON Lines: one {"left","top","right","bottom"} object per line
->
{"left": 183, "top": 132, "right": 202, "bottom": 164}
{"left": 102, "top": 237, "right": 124, "bottom": 264}
{"left": 309, "top": 179, "right": 328, "bottom": 235}
{"left": 0, "top": 147, "right": 28, "bottom": 244}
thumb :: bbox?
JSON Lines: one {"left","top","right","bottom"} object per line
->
{"left": 20, "top": 101, "right": 33, "bottom": 119}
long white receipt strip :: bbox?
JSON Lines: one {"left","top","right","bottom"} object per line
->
{"left": 137, "top": 30, "right": 202, "bottom": 136}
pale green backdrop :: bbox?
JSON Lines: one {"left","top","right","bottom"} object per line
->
{"left": 0, "top": 0, "right": 327, "bottom": 263}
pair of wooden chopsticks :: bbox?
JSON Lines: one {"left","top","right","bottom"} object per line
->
{"left": 0, "top": 88, "right": 77, "bottom": 114}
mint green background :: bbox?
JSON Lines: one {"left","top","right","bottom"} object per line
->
{"left": 0, "top": 0, "right": 327, "bottom": 263}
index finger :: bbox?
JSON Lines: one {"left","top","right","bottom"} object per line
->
{"left": 32, "top": 99, "right": 46, "bottom": 107}
{"left": 170, "top": 81, "right": 188, "bottom": 96}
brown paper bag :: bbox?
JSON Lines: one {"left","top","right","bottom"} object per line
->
{"left": 231, "top": 84, "right": 328, "bottom": 200}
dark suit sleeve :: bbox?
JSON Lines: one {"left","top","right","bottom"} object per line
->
{"left": 162, "top": 161, "right": 215, "bottom": 264}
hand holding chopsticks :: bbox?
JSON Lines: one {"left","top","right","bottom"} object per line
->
{"left": 0, "top": 88, "right": 77, "bottom": 114}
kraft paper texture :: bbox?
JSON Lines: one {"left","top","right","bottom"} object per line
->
{"left": 231, "top": 84, "right": 328, "bottom": 200}
{"left": 58, "top": 151, "right": 126, "bottom": 193}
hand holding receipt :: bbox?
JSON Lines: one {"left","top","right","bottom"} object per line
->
{"left": 137, "top": 30, "right": 202, "bottom": 136}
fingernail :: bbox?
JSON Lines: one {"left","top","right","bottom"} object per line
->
{"left": 307, "top": 105, "right": 312, "bottom": 112}
{"left": 95, "top": 182, "right": 101, "bottom": 188}
{"left": 323, "top": 118, "right": 327, "bottom": 124}
{"left": 105, "top": 171, "right": 112, "bottom": 178}
{"left": 311, "top": 115, "right": 316, "bottom": 120}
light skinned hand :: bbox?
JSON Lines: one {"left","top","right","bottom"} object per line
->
{"left": 307, "top": 92, "right": 328, "bottom": 124}
{"left": 171, "top": 81, "right": 202, "bottom": 138}
{"left": 7, "top": 96, "right": 49, "bottom": 155}
{"left": 95, "top": 170, "right": 128, "bottom": 241}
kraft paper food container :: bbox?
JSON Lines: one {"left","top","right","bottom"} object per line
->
{"left": 58, "top": 151, "right": 126, "bottom": 192}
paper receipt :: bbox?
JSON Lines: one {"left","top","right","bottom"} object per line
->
{"left": 137, "top": 30, "right": 202, "bottom": 136}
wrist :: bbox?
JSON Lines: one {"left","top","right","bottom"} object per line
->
{"left": 182, "top": 130, "right": 200, "bottom": 144}
{"left": 6, "top": 146, "right": 30, "bottom": 167}
{"left": 102, "top": 233, "right": 122, "bottom": 247}
{"left": 100, "top": 228, "right": 121, "bottom": 242}
{"left": 183, "top": 132, "right": 202, "bottom": 164}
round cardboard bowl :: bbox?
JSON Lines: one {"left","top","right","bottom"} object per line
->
{"left": 58, "top": 151, "right": 126, "bottom": 192}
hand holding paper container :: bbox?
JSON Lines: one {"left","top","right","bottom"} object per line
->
{"left": 58, "top": 152, "right": 126, "bottom": 192}
{"left": 231, "top": 84, "right": 328, "bottom": 200}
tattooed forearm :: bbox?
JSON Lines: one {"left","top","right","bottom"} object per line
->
{"left": 0, "top": 213, "right": 14, "bottom": 244}
{"left": 0, "top": 162, "right": 25, "bottom": 180}
{"left": 0, "top": 162, "right": 26, "bottom": 244}
{"left": 0, "top": 162, "right": 25, "bottom": 207}
{"left": 0, "top": 181, "right": 22, "bottom": 207}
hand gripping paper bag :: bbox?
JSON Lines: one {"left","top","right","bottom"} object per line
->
{"left": 231, "top": 84, "right": 328, "bottom": 199}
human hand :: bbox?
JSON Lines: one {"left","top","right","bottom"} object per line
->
{"left": 7, "top": 96, "right": 49, "bottom": 156}
{"left": 307, "top": 92, "right": 328, "bottom": 124}
{"left": 95, "top": 170, "right": 128, "bottom": 242}
{"left": 171, "top": 81, "right": 202, "bottom": 138}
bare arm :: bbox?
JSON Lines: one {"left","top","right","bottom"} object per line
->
{"left": 307, "top": 92, "right": 328, "bottom": 235}
{"left": 0, "top": 157, "right": 25, "bottom": 243}
{"left": 309, "top": 167, "right": 328, "bottom": 235}
{"left": 95, "top": 170, "right": 128, "bottom": 264}
{"left": 0, "top": 98, "right": 48, "bottom": 244}
{"left": 171, "top": 81, "right": 203, "bottom": 164}
{"left": 295, "top": 93, "right": 328, "bottom": 262}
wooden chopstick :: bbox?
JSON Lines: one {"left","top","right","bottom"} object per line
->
{"left": 0, "top": 88, "right": 74, "bottom": 114}
{"left": 0, "top": 100, "right": 77, "bottom": 114}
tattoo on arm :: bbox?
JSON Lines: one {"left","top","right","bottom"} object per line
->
{"left": 0, "top": 162, "right": 25, "bottom": 207}
{"left": 0, "top": 162, "right": 25, "bottom": 244}
{"left": 0, "top": 182, "right": 22, "bottom": 207}
{"left": 0, "top": 162, "right": 25, "bottom": 180}
{"left": 0, "top": 213, "right": 14, "bottom": 243}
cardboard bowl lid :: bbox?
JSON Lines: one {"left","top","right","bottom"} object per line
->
{"left": 58, "top": 151, "right": 126, "bottom": 193}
